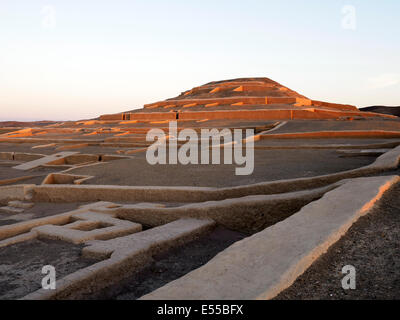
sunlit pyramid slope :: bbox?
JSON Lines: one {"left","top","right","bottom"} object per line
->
{"left": 100, "top": 77, "right": 395, "bottom": 121}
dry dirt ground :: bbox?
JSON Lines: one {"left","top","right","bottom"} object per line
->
{"left": 0, "top": 202, "right": 85, "bottom": 226}
{"left": 0, "top": 239, "right": 98, "bottom": 300}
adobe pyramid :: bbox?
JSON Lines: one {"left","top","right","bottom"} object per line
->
{"left": 100, "top": 77, "right": 391, "bottom": 121}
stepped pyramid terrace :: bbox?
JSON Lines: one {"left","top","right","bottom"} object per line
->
{"left": 1, "top": 77, "right": 400, "bottom": 300}
{"left": 101, "top": 78, "right": 393, "bottom": 121}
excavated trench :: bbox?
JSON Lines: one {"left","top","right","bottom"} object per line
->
{"left": 86, "top": 226, "right": 247, "bottom": 300}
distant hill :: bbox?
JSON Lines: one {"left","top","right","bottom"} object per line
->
{"left": 0, "top": 121, "right": 58, "bottom": 128}
{"left": 360, "top": 106, "right": 400, "bottom": 117}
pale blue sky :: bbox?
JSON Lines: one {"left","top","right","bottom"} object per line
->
{"left": 0, "top": 0, "right": 399, "bottom": 121}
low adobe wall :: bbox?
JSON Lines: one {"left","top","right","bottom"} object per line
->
{"left": 266, "top": 97, "right": 297, "bottom": 104}
{"left": 0, "top": 152, "right": 14, "bottom": 161}
{"left": 107, "top": 184, "right": 336, "bottom": 234}
{"left": 144, "top": 96, "right": 268, "bottom": 108}
{"left": 311, "top": 100, "right": 357, "bottom": 111}
{"left": 145, "top": 97, "right": 312, "bottom": 108}
{"left": 0, "top": 185, "right": 34, "bottom": 205}
{"left": 261, "top": 130, "right": 400, "bottom": 139}
{"left": 178, "top": 109, "right": 293, "bottom": 120}
{"left": 129, "top": 112, "right": 177, "bottom": 121}
{"left": 178, "top": 109, "right": 390, "bottom": 121}
{"left": 313, "top": 108, "right": 397, "bottom": 119}
{"left": 99, "top": 114, "right": 125, "bottom": 121}
{"left": 233, "top": 84, "right": 277, "bottom": 92}
{"left": 0, "top": 152, "right": 45, "bottom": 162}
